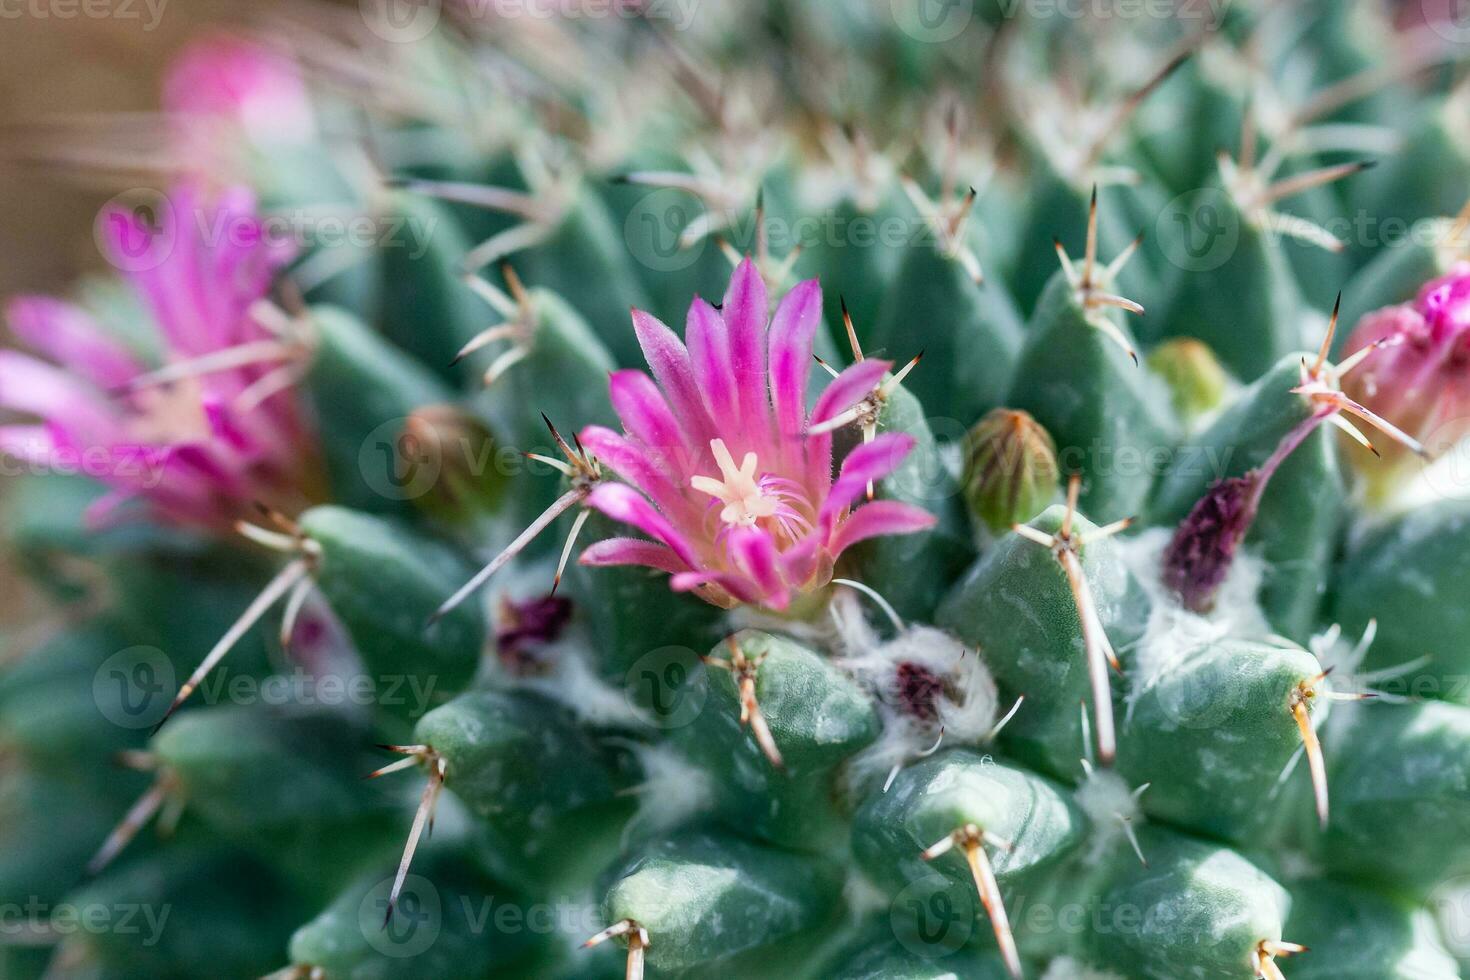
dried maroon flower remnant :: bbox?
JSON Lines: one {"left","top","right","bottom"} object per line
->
{"left": 1161, "top": 474, "right": 1261, "bottom": 613}
{"left": 1164, "top": 296, "right": 1432, "bottom": 612}
{"left": 495, "top": 594, "right": 574, "bottom": 673}
{"left": 894, "top": 660, "right": 946, "bottom": 723}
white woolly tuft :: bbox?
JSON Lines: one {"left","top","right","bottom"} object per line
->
{"left": 1074, "top": 764, "right": 1146, "bottom": 866}
{"left": 616, "top": 741, "right": 715, "bottom": 845}
{"left": 826, "top": 588, "right": 884, "bottom": 657}
{"left": 1116, "top": 527, "right": 1272, "bottom": 716}
{"left": 1039, "top": 956, "right": 1127, "bottom": 980}
{"left": 837, "top": 613, "right": 1003, "bottom": 799}
{"left": 514, "top": 644, "right": 645, "bottom": 729}
{"left": 841, "top": 869, "right": 893, "bottom": 920}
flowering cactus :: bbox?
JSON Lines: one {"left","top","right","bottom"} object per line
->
{"left": 7, "top": 5, "right": 1470, "bottom": 980}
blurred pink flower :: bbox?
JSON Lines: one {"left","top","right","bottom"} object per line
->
{"left": 0, "top": 185, "right": 320, "bottom": 531}
{"left": 577, "top": 259, "right": 936, "bottom": 611}
{"left": 163, "top": 34, "right": 316, "bottom": 181}
{"left": 1342, "top": 263, "right": 1470, "bottom": 462}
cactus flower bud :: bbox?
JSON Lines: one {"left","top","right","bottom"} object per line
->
{"left": 402, "top": 405, "right": 507, "bottom": 524}
{"left": 1147, "top": 338, "right": 1230, "bottom": 422}
{"left": 1341, "top": 263, "right": 1470, "bottom": 470}
{"left": 961, "top": 408, "right": 1059, "bottom": 534}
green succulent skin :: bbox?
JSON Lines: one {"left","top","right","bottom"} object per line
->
{"left": 938, "top": 504, "right": 1149, "bottom": 779}
{"left": 1008, "top": 271, "right": 1178, "bottom": 521}
{"left": 300, "top": 506, "right": 484, "bottom": 716}
{"left": 671, "top": 631, "right": 879, "bottom": 851}
{"left": 1115, "top": 639, "right": 1327, "bottom": 845}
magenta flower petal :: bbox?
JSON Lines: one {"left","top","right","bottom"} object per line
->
{"left": 1, "top": 184, "right": 317, "bottom": 532}
{"left": 723, "top": 258, "right": 771, "bottom": 427}
{"left": 1343, "top": 263, "right": 1470, "bottom": 460}
{"left": 7, "top": 298, "right": 143, "bottom": 389}
{"left": 0, "top": 424, "right": 56, "bottom": 465}
{"left": 580, "top": 538, "right": 692, "bottom": 575}
{"left": 578, "top": 425, "right": 701, "bottom": 526}
{"left": 820, "top": 432, "right": 917, "bottom": 533}
{"left": 768, "top": 279, "right": 823, "bottom": 444}
{"left": 686, "top": 298, "right": 741, "bottom": 430}
{"left": 586, "top": 482, "right": 703, "bottom": 568}
{"left": 810, "top": 359, "right": 893, "bottom": 429}
{"left": 726, "top": 525, "right": 788, "bottom": 609}
{"left": 807, "top": 357, "right": 892, "bottom": 490}
{"left": 631, "top": 308, "right": 718, "bottom": 451}
{"left": 609, "top": 369, "right": 694, "bottom": 461}
{"left": 832, "top": 500, "right": 937, "bottom": 555}
{"left": 669, "top": 569, "right": 762, "bottom": 606}
{"left": 0, "top": 351, "right": 119, "bottom": 444}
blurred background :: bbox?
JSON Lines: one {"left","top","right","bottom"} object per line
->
{"left": 0, "top": 1, "right": 310, "bottom": 297}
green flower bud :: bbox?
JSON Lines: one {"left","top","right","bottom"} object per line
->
{"left": 1147, "top": 338, "right": 1230, "bottom": 421}
{"left": 961, "top": 409, "right": 1060, "bottom": 535}
{"left": 401, "top": 405, "right": 507, "bottom": 525}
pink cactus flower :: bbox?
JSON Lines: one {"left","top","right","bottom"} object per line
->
{"left": 1342, "top": 263, "right": 1470, "bottom": 462}
{"left": 575, "top": 259, "right": 937, "bottom": 611}
{"left": 163, "top": 34, "right": 316, "bottom": 181}
{"left": 0, "top": 184, "right": 320, "bottom": 531}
